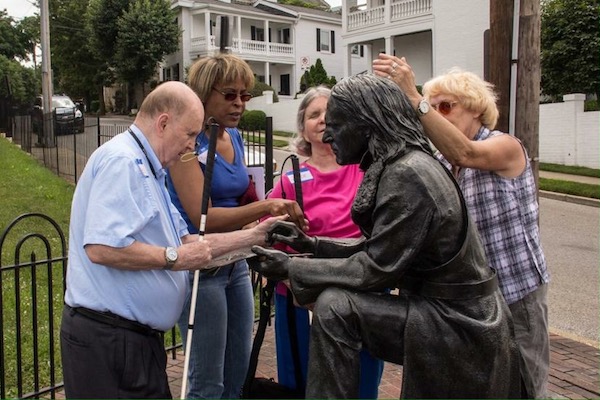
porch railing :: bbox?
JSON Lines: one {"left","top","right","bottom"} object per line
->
{"left": 347, "top": 0, "right": 432, "bottom": 31}
{"left": 190, "top": 35, "right": 294, "bottom": 58}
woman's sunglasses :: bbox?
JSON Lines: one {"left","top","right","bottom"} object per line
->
{"left": 432, "top": 101, "right": 458, "bottom": 115}
{"left": 212, "top": 87, "right": 252, "bottom": 102}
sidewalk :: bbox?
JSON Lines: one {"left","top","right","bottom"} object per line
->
{"left": 165, "top": 322, "right": 599, "bottom": 399}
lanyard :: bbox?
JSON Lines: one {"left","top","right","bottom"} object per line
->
{"left": 128, "top": 128, "right": 158, "bottom": 180}
{"left": 128, "top": 128, "right": 182, "bottom": 246}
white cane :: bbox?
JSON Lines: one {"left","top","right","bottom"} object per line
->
{"left": 181, "top": 120, "right": 219, "bottom": 399}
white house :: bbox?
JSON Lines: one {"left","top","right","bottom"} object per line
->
{"left": 340, "top": 0, "right": 489, "bottom": 85}
{"left": 164, "top": 0, "right": 369, "bottom": 96}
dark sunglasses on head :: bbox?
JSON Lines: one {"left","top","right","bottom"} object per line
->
{"left": 432, "top": 101, "right": 458, "bottom": 115}
{"left": 212, "top": 87, "right": 252, "bottom": 102}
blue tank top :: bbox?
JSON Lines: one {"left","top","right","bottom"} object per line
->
{"left": 167, "top": 127, "right": 250, "bottom": 234}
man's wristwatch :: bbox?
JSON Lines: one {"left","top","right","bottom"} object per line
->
{"left": 417, "top": 98, "right": 430, "bottom": 116}
{"left": 164, "top": 246, "right": 178, "bottom": 270}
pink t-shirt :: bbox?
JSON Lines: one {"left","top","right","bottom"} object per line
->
{"left": 268, "top": 162, "right": 364, "bottom": 294}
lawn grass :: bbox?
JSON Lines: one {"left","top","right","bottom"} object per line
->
{"left": 242, "top": 131, "right": 289, "bottom": 148}
{"left": 540, "top": 162, "right": 600, "bottom": 178}
{"left": 274, "top": 130, "right": 295, "bottom": 138}
{"left": 0, "top": 138, "right": 75, "bottom": 397}
{"left": 539, "top": 178, "right": 600, "bottom": 199}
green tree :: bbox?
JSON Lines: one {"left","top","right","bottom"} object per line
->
{"left": 0, "top": 11, "right": 38, "bottom": 105}
{"left": 278, "top": 0, "right": 323, "bottom": 10}
{"left": 113, "top": 0, "right": 180, "bottom": 104}
{"left": 86, "top": 0, "right": 131, "bottom": 113}
{"left": 49, "top": 0, "right": 102, "bottom": 105}
{"left": 17, "top": 15, "right": 40, "bottom": 65}
{"left": 541, "top": 0, "right": 600, "bottom": 100}
{"left": 0, "top": 10, "right": 28, "bottom": 61}
{"left": 299, "top": 58, "right": 336, "bottom": 91}
{"left": 0, "top": 55, "right": 37, "bottom": 106}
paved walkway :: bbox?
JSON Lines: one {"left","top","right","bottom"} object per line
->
{"left": 165, "top": 322, "right": 599, "bottom": 399}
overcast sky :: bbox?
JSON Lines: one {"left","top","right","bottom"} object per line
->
{"left": 0, "top": 0, "right": 38, "bottom": 19}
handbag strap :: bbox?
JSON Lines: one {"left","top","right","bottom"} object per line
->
{"left": 242, "top": 278, "right": 275, "bottom": 398}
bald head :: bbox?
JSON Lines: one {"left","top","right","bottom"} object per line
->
{"left": 137, "top": 81, "right": 203, "bottom": 122}
{"left": 134, "top": 81, "right": 205, "bottom": 168}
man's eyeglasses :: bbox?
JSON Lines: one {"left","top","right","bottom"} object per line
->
{"left": 432, "top": 101, "right": 458, "bottom": 115}
{"left": 212, "top": 87, "right": 252, "bottom": 102}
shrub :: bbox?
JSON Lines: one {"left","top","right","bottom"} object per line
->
{"left": 240, "top": 110, "right": 267, "bottom": 130}
{"left": 90, "top": 100, "right": 100, "bottom": 113}
{"left": 250, "top": 81, "right": 279, "bottom": 103}
{"left": 584, "top": 100, "right": 599, "bottom": 112}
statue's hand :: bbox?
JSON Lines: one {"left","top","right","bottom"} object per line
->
{"left": 250, "top": 245, "right": 290, "bottom": 281}
{"left": 267, "top": 221, "right": 316, "bottom": 254}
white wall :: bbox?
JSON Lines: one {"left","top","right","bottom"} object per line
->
{"left": 295, "top": 20, "right": 344, "bottom": 90}
{"left": 393, "top": 31, "right": 432, "bottom": 86}
{"left": 539, "top": 94, "right": 600, "bottom": 169}
{"left": 246, "top": 95, "right": 303, "bottom": 133}
{"left": 248, "top": 92, "right": 600, "bottom": 169}
{"left": 432, "top": 0, "right": 489, "bottom": 77}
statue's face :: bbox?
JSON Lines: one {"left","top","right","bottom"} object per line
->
{"left": 323, "top": 99, "right": 369, "bottom": 165}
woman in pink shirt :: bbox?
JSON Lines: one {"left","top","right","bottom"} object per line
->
{"left": 268, "top": 86, "right": 383, "bottom": 398}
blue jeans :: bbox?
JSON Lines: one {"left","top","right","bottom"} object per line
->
{"left": 178, "top": 261, "right": 254, "bottom": 399}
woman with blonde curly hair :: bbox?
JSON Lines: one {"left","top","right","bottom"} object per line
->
{"left": 374, "top": 54, "right": 550, "bottom": 399}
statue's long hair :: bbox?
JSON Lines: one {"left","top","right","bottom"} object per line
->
{"left": 330, "top": 74, "right": 433, "bottom": 164}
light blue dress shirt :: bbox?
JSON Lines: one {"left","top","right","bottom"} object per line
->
{"left": 65, "top": 125, "right": 190, "bottom": 331}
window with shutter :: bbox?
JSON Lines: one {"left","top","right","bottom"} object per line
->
{"left": 317, "top": 28, "right": 330, "bottom": 52}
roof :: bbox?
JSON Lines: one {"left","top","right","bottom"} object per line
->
{"left": 172, "top": 0, "right": 341, "bottom": 22}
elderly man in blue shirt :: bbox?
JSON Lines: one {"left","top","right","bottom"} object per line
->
{"left": 60, "top": 81, "right": 285, "bottom": 399}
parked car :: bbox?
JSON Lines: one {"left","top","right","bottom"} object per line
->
{"left": 31, "top": 95, "right": 84, "bottom": 135}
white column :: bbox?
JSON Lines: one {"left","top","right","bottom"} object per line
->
{"left": 265, "top": 62, "right": 271, "bottom": 87}
{"left": 365, "top": 44, "right": 373, "bottom": 73}
{"left": 237, "top": 15, "right": 242, "bottom": 53}
{"left": 343, "top": 44, "right": 351, "bottom": 78}
{"left": 384, "top": 0, "right": 391, "bottom": 25}
{"left": 264, "top": 20, "right": 269, "bottom": 55}
{"left": 205, "top": 13, "right": 211, "bottom": 51}
{"left": 385, "top": 36, "right": 393, "bottom": 55}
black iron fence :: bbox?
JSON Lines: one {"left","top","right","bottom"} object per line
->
{"left": 7, "top": 113, "right": 275, "bottom": 187}
{"left": 0, "top": 212, "right": 265, "bottom": 398}
{"left": 1, "top": 115, "right": 274, "bottom": 398}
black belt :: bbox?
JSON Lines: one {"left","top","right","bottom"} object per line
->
{"left": 399, "top": 271, "right": 499, "bottom": 300}
{"left": 66, "top": 305, "right": 162, "bottom": 336}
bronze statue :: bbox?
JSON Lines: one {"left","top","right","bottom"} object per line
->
{"left": 252, "top": 73, "right": 520, "bottom": 399}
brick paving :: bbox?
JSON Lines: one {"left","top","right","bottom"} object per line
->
{"left": 165, "top": 324, "right": 599, "bottom": 399}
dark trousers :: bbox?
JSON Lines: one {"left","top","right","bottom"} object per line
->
{"left": 60, "top": 305, "right": 171, "bottom": 399}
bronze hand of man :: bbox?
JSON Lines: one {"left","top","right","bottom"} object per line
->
{"left": 251, "top": 246, "right": 290, "bottom": 281}
{"left": 267, "top": 221, "right": 316, "bottom": 253}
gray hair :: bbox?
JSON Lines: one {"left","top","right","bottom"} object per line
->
{"left": 292, "top": 86, "right": 331, "bottom": 157}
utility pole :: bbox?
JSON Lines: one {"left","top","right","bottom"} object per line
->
{"left": 488, "top": 0, "right": 541, "bottom": 182}
{"left": 40, "top": 0, "right": 54, "bottom": 147}
{"left": 489, "top": 0, "right": 514, "bottom": 133}
{"left": 515, "top": 0, "right": 541, "bottom": 182}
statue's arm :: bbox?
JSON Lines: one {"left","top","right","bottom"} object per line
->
{"left": 314, "top": 236, "right": 366, "bottom": 258}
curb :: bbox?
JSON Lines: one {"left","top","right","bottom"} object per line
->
{"left": 539, "top": 190, "right": 600, "bottom": 208}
